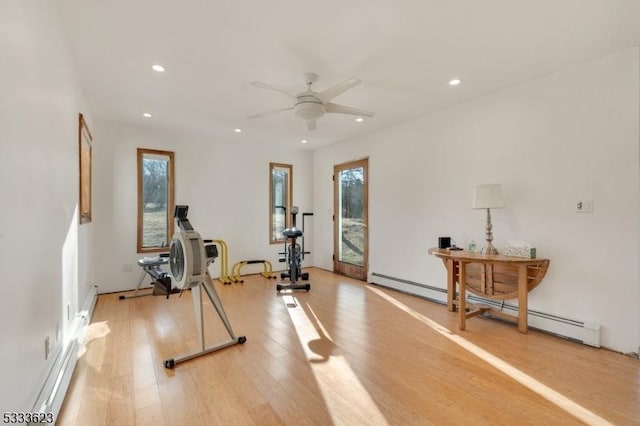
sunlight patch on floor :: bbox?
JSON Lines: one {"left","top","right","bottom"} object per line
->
{"left": 77, "top": 320, "right": 111, "bottom": 371}
{"left": 284, "top": 297, "right": 389, "bottom": 425}
{"left": 366, "top": 285, "right": 612, "bottom": 426}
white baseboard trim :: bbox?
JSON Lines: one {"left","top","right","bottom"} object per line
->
{"left": 369, "top": 272, "right": 601, "bottom": 347}
{"left": 368, "top": 272, "right": 448, "bottom": 304}
{"left": 31, "top": 285, "right": 98, "bottom": 424}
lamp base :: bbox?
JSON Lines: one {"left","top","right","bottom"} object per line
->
{"left": 483, "top": 208, "right": 499, "bottom": 255}
{"left": 484, "top": 244, "right": 499, "bottom": 255}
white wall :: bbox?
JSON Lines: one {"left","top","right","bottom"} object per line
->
{"left": 0, "top": 1, "right": 94, "bottom": 413}
{"left": 313, "top": 47, "right": 640, "bottom": 354}
{"left": 93, "top": 121, "right": 314, "bottom": 293}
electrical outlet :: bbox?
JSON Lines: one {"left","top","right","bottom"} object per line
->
{"left": 44, "top": 337, "right": 50, "bottom": 360}
{"left": 576, "top": 200, "right": 593, "bottom": 213}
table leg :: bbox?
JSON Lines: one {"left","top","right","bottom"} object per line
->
{"left": 518, "top": 264, "right": 528, "bottom": 333}
{"left": 446, "top": 259, "right": 455, "bottom": 312}
{"left": 458, "top": 261, "right": 466, "bottom": 330}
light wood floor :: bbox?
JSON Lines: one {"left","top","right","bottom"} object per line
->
{"left": 58, "top": 268, "right": 639, "bottom": 425}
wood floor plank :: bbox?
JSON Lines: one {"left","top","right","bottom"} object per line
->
{"left": 58, "top": 268, "right": 640, "bottom": 425}
{"left": 105, "top": 374, "right": 136, "bottom": 425}
{"left": 135, "top": 403, "right": 166, "bottom": 426}
{"left": 247, "top": 402, "right": 285, "bottom": 426}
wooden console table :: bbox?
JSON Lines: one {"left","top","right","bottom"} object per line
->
{"left": 428, "top": 248, "right": 550, "bottom": 333}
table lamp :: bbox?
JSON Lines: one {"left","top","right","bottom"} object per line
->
{"left": 472, "top": 184, "right": 505, "bottom": 255}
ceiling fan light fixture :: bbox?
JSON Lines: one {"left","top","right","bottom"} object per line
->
{"left": 249, "top": 73, "right": 374, "bottom": 130}
{"left": 355, "top": 117, "right": 364, "bottom": 122}
{"left": 152, "top": 64, "right": 165, "bottom": 72}
{"left": 294, "top": 96, "right": 326, "bottom": 120}
{"left": 449, "top": 78, "right": 461, "bottom": 86}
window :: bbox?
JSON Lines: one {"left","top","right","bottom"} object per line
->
{"left": 269, "top": 163, "right": 292, "bottom": 244}
{"left": 137, "top": 148, "right": 175, "bottom": 253}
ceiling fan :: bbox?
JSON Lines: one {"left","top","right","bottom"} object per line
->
{"left": 249, "top": 73, "right": 374, "bottom": 131}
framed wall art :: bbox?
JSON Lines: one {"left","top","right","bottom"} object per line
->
{"left": 79, "top": 113, "right": 92, "bottom": 224}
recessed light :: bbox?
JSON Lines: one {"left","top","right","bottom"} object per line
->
{"left": 449, "top": 79, "right": 461, "bottom": 86}
{"left": 301, "top": 139, "right": 308, "bottom": 144}
{"left": 143, "top": 112, "right": 152, "bottom": 118}
{"left": 355, "top": 117, "right": 364, "bottom": 122}
{"left": 152, "top": 64, "right": 165, "bottom": 72}
{"left": 234, "top": 128, "right": 242, "bottom": 133}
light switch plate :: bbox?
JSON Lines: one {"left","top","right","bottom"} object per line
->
{"left": 576, "top": 200, "right": 593, "bottom": 213}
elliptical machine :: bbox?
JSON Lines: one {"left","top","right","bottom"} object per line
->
{"left": 277, "top": 206, "right": 311, "bottom": 292}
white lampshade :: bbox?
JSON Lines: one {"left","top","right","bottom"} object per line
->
{"left": 472, "top": 184, "right": 506, "bottom": 209}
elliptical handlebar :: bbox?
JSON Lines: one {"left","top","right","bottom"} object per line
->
{"left": 290, "top": 206, "right": 299, "bottom": 228}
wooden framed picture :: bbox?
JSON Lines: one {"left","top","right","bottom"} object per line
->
{"left": 79, "top": 113, "right": 92, "bottom": 224}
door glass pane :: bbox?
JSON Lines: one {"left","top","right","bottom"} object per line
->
{"left": 338, "top": 166, "right": 365, "bottom": 266}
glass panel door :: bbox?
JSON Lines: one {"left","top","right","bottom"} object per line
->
{"left": 334, "top": 159, "right": 368, "bottom": 280}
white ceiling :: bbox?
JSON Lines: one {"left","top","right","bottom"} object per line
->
{"left": 58, "top": 0, "right": 640, "bottom": 150}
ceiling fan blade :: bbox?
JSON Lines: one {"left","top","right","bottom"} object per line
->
{"left": 307, "top": 119, "right": 317, "bottom": 131}
{"left": 247, "top": 107, "right": 293, "bottom": 119}
{"left": 325, "top": 102, "right": 375, "bottom": 117}
{"left": 251, "top": 81, "right": 296, "bottom": 99}
{"left": 318, "top": 78, "right": 361, "bottom": 102}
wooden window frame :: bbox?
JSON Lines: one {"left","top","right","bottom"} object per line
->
{"left": 137, "top": 148, "right": 175, "bottom": 253}
{"left": 269, "top": 162, "right": 293, "bottom": 244}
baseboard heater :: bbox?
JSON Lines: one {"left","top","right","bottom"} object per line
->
{"left": 31, "top": 285, "right": 99, "bottom": 424}
{"left": 369, "top": 272, "right": 601, "bottom": 347}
